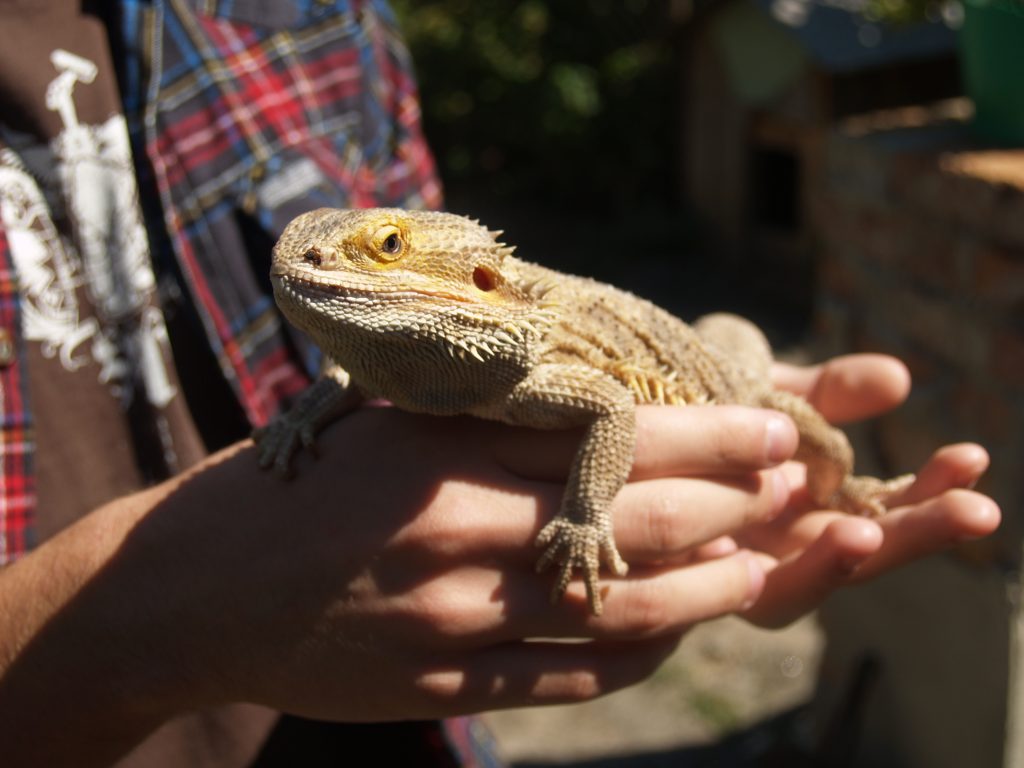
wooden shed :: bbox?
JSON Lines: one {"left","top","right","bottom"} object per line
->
{"left": 676, "top": 0, "right": 959, "bottom": 313}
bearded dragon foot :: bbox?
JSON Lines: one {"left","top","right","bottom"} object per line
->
{"left": 252, "top": 368, "right": 359, "bottom": 477}
{"left": 253, "top": 410, "right": 322, "bottom": 477}
{"left": 535, "top": 517, "right": 628, "bottom": 616}
{"left": 833, "top": 473, "right": 916, "bottom": 517}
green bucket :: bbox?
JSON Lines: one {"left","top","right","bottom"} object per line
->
{"left": 960, "top": 0, "right": 1024, "bottom": 144}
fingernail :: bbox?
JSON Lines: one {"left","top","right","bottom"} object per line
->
{"left": 764, "top": 416, "right": 793, "bottom": 465}
{"left": 957, "top": 499, "right": 1002, "bottom": 540}
{"left": 742, "top": 553, "right": 766, "bottom": 610}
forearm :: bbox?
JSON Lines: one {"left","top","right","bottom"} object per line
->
{"left": 0, "top": 466, "right": 215, "bottom": 766}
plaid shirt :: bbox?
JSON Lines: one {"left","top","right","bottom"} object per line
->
{"left": 120, "top": 0, "right": 442, "bottom": 425}
{"left": 0, "top": 0, "right": 441, "bottom": 563}
{"left": 0, "top": 227, "right": 32, "bottom": 562}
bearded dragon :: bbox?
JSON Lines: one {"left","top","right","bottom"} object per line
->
{"left": 254, "top": 208, "right": 912, "bottom": 615}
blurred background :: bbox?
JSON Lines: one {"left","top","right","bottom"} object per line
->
{"left": 392, "top": 1, "right": 1024, "bottom": 766}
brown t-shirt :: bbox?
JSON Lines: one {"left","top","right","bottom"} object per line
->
{"left": 0, "top": 4, "right": 278, "bottom": 765}
{"left": 0, "top": 3, "right": 207, "bottom": 514}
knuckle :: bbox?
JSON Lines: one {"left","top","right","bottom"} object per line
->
{"left": 715, "top": 428, "right": 754, "bottom": 466}
{"left": 402, "top": 582, "right": 467, "bottom": 638}
{"left": 618, "top": 580, "right": 670, "bottom": 635}
{"left": 399, "top": 577, "right": 483, "bottom": 643}
{"left": 556, "top": 669, "right": 602, "bottom": 701}
{"left": 642, "top": 493, "right": 689, "bottom": 553}
{"left": 413, "top": 668, "right": 464, "bottom": 703}
{"left": 399, "top": 491, "right": 480, "bottom": 557}
{"left": 708, "top": 407, "right": 767, "bottom": 466}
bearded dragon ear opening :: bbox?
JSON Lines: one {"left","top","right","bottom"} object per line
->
{"left": 473, "top": 265, "right": 497, "bottom": 292}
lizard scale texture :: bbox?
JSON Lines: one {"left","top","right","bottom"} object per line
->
{"left": 254, "top": 208, "right": 912, "bottom": 615}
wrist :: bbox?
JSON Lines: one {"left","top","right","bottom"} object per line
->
{"left": 0, "top": 478, "right": 218, "bottom": 765}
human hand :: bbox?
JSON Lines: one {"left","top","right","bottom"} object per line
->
{"left": 4, "top": 390, "right": 806, "bottom": 768}
{"left": 112, "top": 400, "right": 811, "bottom": 724}
{"left": 733, "top": 354, "right": 1000, "bottom": 627}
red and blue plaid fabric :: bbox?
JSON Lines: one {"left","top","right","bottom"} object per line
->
{"left": 117, "top": 0, "right": 442, "bottom": 426}
{"left": 0, "top": 226, "right": 34, "bottom": 564}
{"left": 0, "top": 0, "right": 441, "bottom": 562}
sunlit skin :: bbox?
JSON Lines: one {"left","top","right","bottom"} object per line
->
{"left": 0, "top": 352, "right": 998, "bottom": 767}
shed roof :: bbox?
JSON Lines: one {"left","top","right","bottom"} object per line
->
{"left": 753, "top": 0, "right": 957, "bottom": 72}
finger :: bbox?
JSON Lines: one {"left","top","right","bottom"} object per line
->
{"left": 730, "top": 459, "right": 831, "bottom": 560}
{"left": 490, "top": 405, "right": 798, "bottom": 482}
{"left": 741, "top": 438, "right": 992, "bottom": 550}
{"left": 433, "top": 551, "right": 764, "bottom": 645}
{"left": 894, "top": 443, "right": 990, "bottom": 506}
{"left": 422, "top": 467, "right": 789, "bottom": 568}
{"left": 610, "top": 469, "right": 789, "bottom": 561}
{"left": 416, "top": 633, "right": 683, "bottom": 714}
{"left": 740, "top": 442, "right": 992, "bottom": 561}
{"left": 542, "top": 551, "right": 765, "bottom": 639}
{"left": 850, "top": 489, "right": 1001, "bottom": 582}
{"left": 742, "top": 517, "right": 883, "bottom": 628}
{"left": 771, "top": 354, "right": 910, "bottom": 424}
{"left": 688, "top": 536, "right": 739, "bottom": 562}
{"left": 632, "top": 406, "right": 798, "bottom": 480}
{"left": 740, "top": 489, "right": 1000, "bottom": 628}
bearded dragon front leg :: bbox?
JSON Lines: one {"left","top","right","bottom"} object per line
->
{"left": 506, "top": 364, "right": 637, "bottom": 615}
{"left": 253, "top": 360, "right": 362, "bottom": 476}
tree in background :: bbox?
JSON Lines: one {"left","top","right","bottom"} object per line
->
{"left": 393, "top": 0, "right": 679, "bottom": 214}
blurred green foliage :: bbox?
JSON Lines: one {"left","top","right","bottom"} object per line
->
{"left": 862, "top": 0, "right": 940, "bottom": 24}
{"left": 393, "top": 0, "right": 678, "bottom": 213}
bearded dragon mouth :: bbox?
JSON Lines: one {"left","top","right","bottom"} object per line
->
{"left": 273, "top": 273, "right": 476, "bottom": 305}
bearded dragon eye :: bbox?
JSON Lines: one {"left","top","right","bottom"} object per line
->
{"left": 303, "top": 249, "right": 322, "bottom": 267}
{"left": 382, "top": 233, "right": 401, "bottom": 254}
{"left": 371, "top": 225, "right": 405, "bottom": 262}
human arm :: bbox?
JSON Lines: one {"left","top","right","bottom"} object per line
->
{"left": 0, "top": 402, "right": 786, "bottom": 767}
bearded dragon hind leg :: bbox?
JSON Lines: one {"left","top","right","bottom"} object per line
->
{"left": 832, "top": 473, "right": 916, "bottom": 517}
{"left": 536, "top": 516, "right": 628, "bottom": 616}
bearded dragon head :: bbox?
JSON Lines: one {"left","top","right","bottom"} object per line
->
{"left": 270, "top": 208, "right": 546, "bottom": 363}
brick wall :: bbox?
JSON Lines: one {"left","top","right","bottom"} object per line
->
{"left": 808, "top": 110, "right": 1024, "bottom": 768}
{"left": 813, "top": 114, "right": 1024, "bottom": 563}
